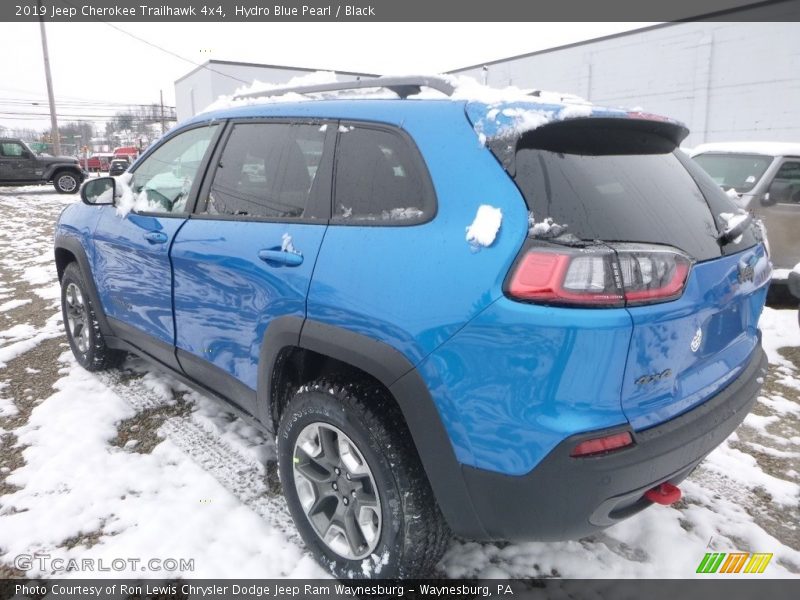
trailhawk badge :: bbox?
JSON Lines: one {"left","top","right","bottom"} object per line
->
{"left": 691, "top": 327, "right": 703, "bottom": 353}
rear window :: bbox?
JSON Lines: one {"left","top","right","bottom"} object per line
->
{"left": 692, "top": 152, "right": 773, "bottom": 193}
{"left": 509, "top": 123, "right": 758, "bottom": 261}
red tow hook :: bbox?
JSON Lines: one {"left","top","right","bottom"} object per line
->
{"left": 644, "top": 482, "right": 682, "bottom": 505}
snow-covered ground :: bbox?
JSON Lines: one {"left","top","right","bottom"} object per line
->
{"left": 0, "top": 186, "right": 798, "bottom": 579}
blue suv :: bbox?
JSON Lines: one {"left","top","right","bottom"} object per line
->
{"left": 55, "top": 77, "right": 770, "bottom": 578}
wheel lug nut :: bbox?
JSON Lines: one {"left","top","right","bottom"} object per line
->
{"left": 346, "top": 473, "right": 351, "bottom": 480}
{"left": 351, "top": 490, "right": 356, "bottom": 497}
{"left": 332, "top": 482, "right": 338, "bottom": 490}
{"left": 334, "top": 467, "right": 341, "bottom": 475}
{"left": 343, "top": 498, "right": 349, "bottom": 505}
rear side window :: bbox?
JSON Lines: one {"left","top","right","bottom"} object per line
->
{"left": 333, "top": 126, "right": 433, "bottom": 222}
{"left": 206, "top": 123, "right": 325, "bottom": 219}
{"left": 511, "top": 123, "right": 757, "bottom": 261}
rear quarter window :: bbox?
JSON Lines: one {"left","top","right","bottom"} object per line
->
{"left": 333, "top": 125, "right": 435, "bottom": 224}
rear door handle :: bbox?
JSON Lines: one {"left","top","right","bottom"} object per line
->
{"left": 258, "top": 249, "right": 303, "bottom": 267}
{"left": 144, "top": 231, "right": 168, "bottom": 244}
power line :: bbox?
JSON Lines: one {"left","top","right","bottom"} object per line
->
{"left": 0, "top": 112, "right": 175, "bottom": 119}
{"left": 57, "top": 0, "right": 251, "bottom": 86}
{"left": 0, "top": 91, "right": 173, "bottom": 109}
{"left": 0, "top": 98, "right": 176, "bottom": 109}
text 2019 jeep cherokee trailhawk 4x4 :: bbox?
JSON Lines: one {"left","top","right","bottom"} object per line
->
{"left": 54, "top": 76, "right": 770, "bottom": 578}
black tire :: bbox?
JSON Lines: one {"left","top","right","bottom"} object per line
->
{"left": 60, "top": 262, "right": 125, "bottom": 371}
{"left": 278, "top": 380, "right": 450, "bottom": 578}
{"left": 53, "top": 170, "right": 80, "bottom": 194}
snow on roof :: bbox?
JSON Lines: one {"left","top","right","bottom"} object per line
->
{"left": 196, "top": 72, "right": 685, "bottom": 143}
{"left": 201, "top": 71, "right": 599, "bottom": 114}
{"left": 691, "top": 142, "right": 800, "bottom": 158}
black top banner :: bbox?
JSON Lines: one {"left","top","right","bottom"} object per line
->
{"left": 3, "top": 0, "right": 800, "bottom": 22}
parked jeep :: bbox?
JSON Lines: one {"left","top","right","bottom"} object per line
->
{"left": 0, "top": 138, "right": 86, "bottom": 193}
{"left": 55, "top": 76, "right": 771, "bottom": 578}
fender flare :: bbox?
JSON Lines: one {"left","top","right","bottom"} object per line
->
{"left": 45, "top": 163, "right": 82, "bottom": 182}
{"left": 54, "top": 235, "right": 114, "bottom": 337}
{"left": 258, "top": 317, "right": 487, "bottom": 538}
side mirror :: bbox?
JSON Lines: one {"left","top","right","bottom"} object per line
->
{"left": 788, "top": 271, "right": 800, "bottom": 300}
{"left": 763, "top": 181, "right": 790, "bottom": 207}
{"left": 81, "top": 177, "right": 115, "bottom": 206}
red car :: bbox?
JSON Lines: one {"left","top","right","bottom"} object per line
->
{"left": 81, "top": 153, "right": 113, "bottom": 172}
{"left": 112, "top": 146, "right": 139, "bottom": 162}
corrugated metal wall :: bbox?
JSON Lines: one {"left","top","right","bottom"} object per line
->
{"left": 451, "top": 22, "right": 800, "bottom": 147}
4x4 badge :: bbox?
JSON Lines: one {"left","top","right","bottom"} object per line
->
{"left": 691, "top": 327, "right": 703, "bottom": 353}
{"left": 738, "top": 262, "right": 755, "bottom": 284}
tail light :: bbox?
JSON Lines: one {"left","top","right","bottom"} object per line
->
{"left": 507, "top": 243, "right": 692, "bottom": 307}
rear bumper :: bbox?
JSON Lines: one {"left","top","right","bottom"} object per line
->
{"left": 457, "top": 343, "right": 767, "bottom": 541}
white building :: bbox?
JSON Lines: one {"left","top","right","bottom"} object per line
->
{"left": 175, "top": 22, "right": 800, "bottom": 146}
{"left": 452, "top": 22, "right": 800, "bottom": 147}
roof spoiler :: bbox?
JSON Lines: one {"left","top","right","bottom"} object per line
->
{"left": 233, "top": 75, "right": 456, "bottom": 101}
{"left": 487, "top": 117, "right": 691, "bottom": 175}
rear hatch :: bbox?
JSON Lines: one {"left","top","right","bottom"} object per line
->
{"left": 468, "top": 102, "right": 771, "bottom": 430}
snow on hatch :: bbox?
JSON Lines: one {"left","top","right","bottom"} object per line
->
{"left": 719, "top": 210, "right": 750, "bottom": 244}
{"left": 466, "top": 205, "right": 502, "bottom": 249}
{"left": 528, "top": 214, "right": 568, "bottom": 239}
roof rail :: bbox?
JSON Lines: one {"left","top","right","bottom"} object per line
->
{"left": 233, "top": 75, "right": 456, "bottom": 101}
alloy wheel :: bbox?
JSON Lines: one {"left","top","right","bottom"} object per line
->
{"left": 292, "top": 422, "right": 382, "bottom": 560}
{"left": 58, "top": 174, "right": 77, "bottom": 192}
{"left": 65, "top": 282, "right": 89, "bottom": 354}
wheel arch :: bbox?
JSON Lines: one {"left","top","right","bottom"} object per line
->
{"left": 45, "top": 164, "right": 81, "bottom": 181}
{"left": 54, "top": 236, "right": 114, "bottom": 337}
{"left": 259, "top": 317, "right": 487, "bottom": 538}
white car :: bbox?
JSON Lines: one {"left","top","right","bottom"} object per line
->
{"left": 789, "top": 263, "right": 800, "bottom": 326}
{"left": 691, "top": 142, "right": 800, "bottom": 284}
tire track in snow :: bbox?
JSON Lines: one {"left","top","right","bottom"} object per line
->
{"left": 94, "top": 370, "right": 303, "bottom": 545}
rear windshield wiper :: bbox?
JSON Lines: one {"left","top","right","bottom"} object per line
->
{"left": 717, "top": 212, "right": 753, "bottom": 247}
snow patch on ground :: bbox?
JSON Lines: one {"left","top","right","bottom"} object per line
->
{"left": 0, "top": 351, "right": 326, "bottom": 579}
{"left": 0, "top": 299, "right": 31, "bottom": 312}
{"left": 0, "top": 313, "right": 61, "bottom": 368}
{"left": 759, "top": 307, "right": 800, "bottom": 367}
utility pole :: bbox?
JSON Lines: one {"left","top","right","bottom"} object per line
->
{"left": 160, "top": 90, "right": 166, "bottom": 135}
{"left": 37, "top": 0, "right": 60, "bottom": 155}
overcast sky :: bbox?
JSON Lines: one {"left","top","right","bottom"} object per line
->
{"left": 0, "top": 22, "right": 653, "bottom": 132}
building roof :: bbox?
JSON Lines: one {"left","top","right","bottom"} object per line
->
{"left": 691, "top": 142, "right": 800, "bottom": 157}
{"left": 175, "top": 59, "right": 377, "bottom": 85}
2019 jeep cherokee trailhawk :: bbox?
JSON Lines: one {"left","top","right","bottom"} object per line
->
{"left": 54, "top": 76, "right": 771, "bottom": 578}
